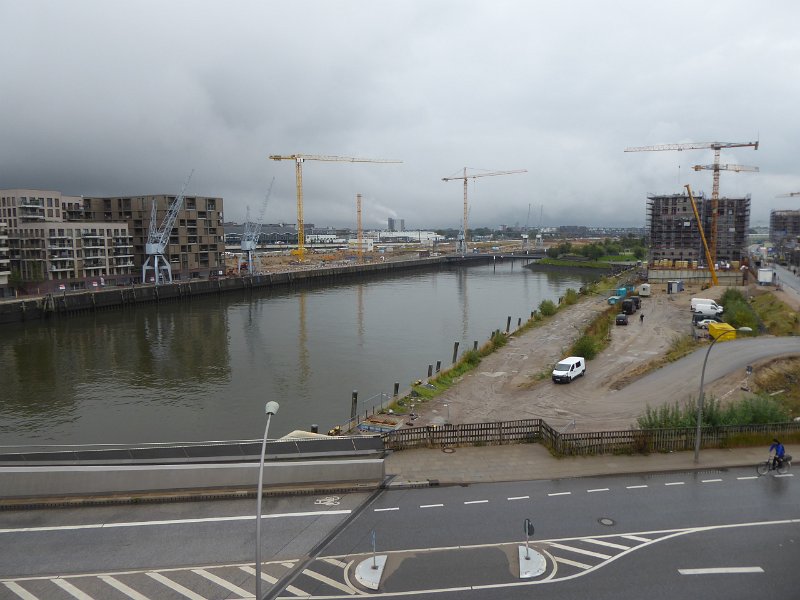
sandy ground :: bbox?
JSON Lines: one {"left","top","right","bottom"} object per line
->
{"left": 413, "top": 278, "right": 797, "bottom": 432}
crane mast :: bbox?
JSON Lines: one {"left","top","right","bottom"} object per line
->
{"left": 268, "top": 154, "right": 401, "bottom": 261}
{"left": 442, "top": 168, "right": 527, "bottom": 254}
{"left": 241, "top": 177, "right": 276, "bottom": 274}
{"left": 625, "top": 141, "right": 758, "bottom": 264}
{"left": 685, "top": 184, "right": 718, "bottom": 286}
{"left": 142, "top": 170, "right": 193, "bottom": 285}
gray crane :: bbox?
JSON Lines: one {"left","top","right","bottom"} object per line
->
{"left": 142, "top": 171, "right": 193, "bottom": 285}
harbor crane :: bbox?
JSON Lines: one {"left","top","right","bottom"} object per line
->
{"left": 442, "top": 167, "right": 527, "bottom": 254}
{"left": 777, "top": 192, "right": 800, "bottom": 198}
{"left": 240, "top": 177, "right": 276, "bottom": 274}
{"left": 268, "top": 154, "right": 401, "bottom": 261}
{"left": 142, "top": 170, "right": 193, "bottom": 285}
{"left": 625, "top": 141, "right": 758, "bottom": 264}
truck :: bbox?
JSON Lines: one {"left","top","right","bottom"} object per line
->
{"left": 691, "top": 297, "right": 723, "bottom": 313}
{"left": 621, "top": 298, "right": 636, "bottom": 315}
{"left": 758, "top": 268, "right": 775, "bottom": 286}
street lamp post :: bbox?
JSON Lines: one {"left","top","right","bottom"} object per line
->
{"left": 694, "top": 327, "right": 752, "bottom": 463}
{"left": 255, "top": 401, "right": 279, "bottom": 600}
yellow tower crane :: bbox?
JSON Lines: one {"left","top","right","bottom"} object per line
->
{"left": 268, "top": 154, "right": 401, "bottom": 261}
{"left": 625, "top": 141, "right": 758, "bottom": 265}
{"left": 442, "top": 167, "right": 527, "bottom": 254}
{"left": 685, "top": 184, "right": 718, "bottom": 286}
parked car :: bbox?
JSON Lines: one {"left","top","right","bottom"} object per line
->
{"left": 552, "top": 356, "right": 586, "bottom": 383}
{"left": 695, "top": 318, "right": 722, "bottom": 329}
{"left": 615, "top": 313, "right": 629, "bottom": 325}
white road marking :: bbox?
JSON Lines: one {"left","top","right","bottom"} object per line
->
{"left": 464, "top": 500, "right": 489, "bottom": 505}
{"left": 679, "top": 567, "right": 764, "bottom": 575}
{"left": 0, "top": 510, "right": 351, "bottom": 535}
{"left": 3, "top": 581, "right": 38, "bottom": 600}
{"left": 507, "top": 495, "right": 529, "bottom": 501}
{"left": 99, "top": 576, "right": 150, "bottom": 600}
{"left": 193, "top": 569, "right": 252, "bottom": 598}
{"left": 548, "top": 542, "right": 611, "bottom": 560}
{"left": 373, "top": 507, "right": 399, "bottom": 512}
{"left": 775, "top": 473, "right": 794, "bottom": 478}
{"left": 583, "top": 538, "right": 630, "bottom": 550}
{"left": 621, "top": 534, "right": 651, "bottom": 542}
{"left": 665, "top": 482, "right": 685, "bottom": 486}
{"left": 420, "top": 503, "right": 444, "bottom": 508}
{"left": 146, "top": 572, "right": 208, "bottom": 600}
{"left": 240, "top": 565, "right": 277, "bottom": 583}
{"left": 738, "top": 476, "right": 759, "bottom": 480}
{"left": 321, "top": 558, "right": 348, "bottom": 568}
{"left": 548, "top": 492, "right": 571, "bottom": 497}
{"left": 553, "top": 555, "right": 592, "bottom": 570}
{"left": 52, "top": 579, "right": 95, "bottom": 599}
{"left": 626, "top": 485, "right": 648, "bottom": 489}
{"left": 302, "top": 568, "right": 355, "bottom": 594}
{"left": 701, "top": 479, "right": 722, "bottom": 483}
{"left": 587, "top": 488, "right": 609, "bottom": 493}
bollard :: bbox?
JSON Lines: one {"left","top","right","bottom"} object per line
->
{"left": 310, "top": 424, "right": 318, "bottom": 434}
{"left": 506, "top": 316, "right": 511, "bottom": 333}
{"left": 518, "top": 317, "right": 522, "bottom": 327}
{"left": 452, "top": 341, "right": 460, "bottom": 363}
{"left": 473, "top": 340, "right": 478, "bottom": 351}
{"left": 351, "top": 390, "right": 358, "bottom": 421}
{"left": 428, "top": 364, "right": 433, "bottom": 377}
{"left": 436, "top": 360, "right": 441, "bottom": 372}
{"left": 393, "top": 382, "right": 400, "bottom": 397}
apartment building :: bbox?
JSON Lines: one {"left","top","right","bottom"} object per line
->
{"left": 770, "top": 209, "right": 800, "bottom": 251}
{"left": 81, "top": 194, "right": 225, "bottom": 280}
{"left": 646, "top": 192, "right": 750, "bottom": 265}
{"left": 0, "top": 221, "right": 10, "bottom": 297}
{"left": 0, "top": 189, "right": 134, "bottom": 293}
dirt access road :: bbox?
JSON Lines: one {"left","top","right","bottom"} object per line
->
{"left": 414, "top": 281, "right": 798, "bottom": 432}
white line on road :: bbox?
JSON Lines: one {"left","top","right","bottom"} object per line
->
{"left": 239, "top": 566, "right": 307, "bottom": 596}
{"left": 679, "top": 567, "right": 764, "bottom": 575}
{"left": 3, "top": 581, "right": 38, "bottom": 600}
{"left": 583, "top": 538, "right": 630, "bottom": 550}
{"left": 626, "top": 485, "right": 648, "bottom": 489}
{"left": 373, "top": 507, "right": 399, "bottom": 512}
{"left": 322, "top": 558, "right": 348, "bottom": 568}
{"left": 548, "top": 492, "right": 571, "bottom": 497}
{"left": 99, "top": 576, "right": 150, "bottom": 600}
{"left": 664, "top": 482, "right": 685, "bottom": 486}
{"left": 553, "top": 556, "right": 592, "bottom": 570}
{"left": 146, "top": 572, "right": 208, "bottom": 600}
{"left": 464, "top": 500, "right": 489, "bottom": 505}
{"left": 0, "top": 510, "right": 351, "bottom": 535}
{"left": 419, "top": 503, "right": 444, "bottom": 508}
{"left": 548, "top": 542, "right": 612, "bottom": 560}
{"left": 587, "top": 488, "right": 609, "bottom": 493}
{"left": 507, "top": 495, "right": 529, "bottom": 501}
{"left": 701, "top": 479, "right": 723, "bottom": 483}
{"left": 775, "top": 473, "right": 794, "bottom": 478}
{"left": 52, "top": 578, "right": 95, "bottom": 600}
{"left": 621, "top": 534, "right": 651, "bottom": 542}
{"left": 193, "top": 569, "right": 252, "bottom": 598}
{"left": 738, "top": 476, "right": 759, "bottom": 480}
{"left": 302, "top": 568, "right": 356, "bottom": 594}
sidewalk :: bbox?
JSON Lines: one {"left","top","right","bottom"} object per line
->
{"left": 385, "top": 443, "right": 775, "bottom": 487}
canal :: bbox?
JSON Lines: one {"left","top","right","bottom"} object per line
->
{"left": 0, "top": 261, "right": 596, "bottom": 445}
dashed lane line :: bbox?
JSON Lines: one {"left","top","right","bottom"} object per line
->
{"left": 738, "top": 476, "right": 759, "bottom": 480}
{"left": 373, "top": 507, "right": 399, "bottom": 512}
{"left": 548, "top": 492, "right": 571, "bottom": 497}
{"left": 679, "top": 567, "right": 764, "bottom": 575}
{"left": 626, "top": 485, "right": 648, "bottom": 489}
{"left": 665, "top": 482, "right": 685, "bottom": 486}
{"left": 701, "top": 479, "right": 723, "bottom": 483}
{"left": 420, "top": 503, "right": 444, "bottom": 508}
{"left": 507, "top": 495, "right": 529, "bottom": 501}
{"left": 464, "top": 500, "right": 489, "bottom": 505}
{"left": 587, "top": 488, "right": 609, "bottom": 493}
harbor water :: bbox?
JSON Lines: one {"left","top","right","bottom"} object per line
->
{"left": 0, "top": 261, "right": 595, "bottom": 445}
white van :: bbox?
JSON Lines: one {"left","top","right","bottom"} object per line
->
{"left": 691, "top": 297, "right": 723, "bottom": 313}
{"left": 552, "top": 356, "right": 586, "bottom": 383}
{"left": 693, "top": 303, "right": 724, "bottom": 318}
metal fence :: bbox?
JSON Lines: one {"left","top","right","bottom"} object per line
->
{"left": 382, "top": 419, "right": 800, "bottom": 456}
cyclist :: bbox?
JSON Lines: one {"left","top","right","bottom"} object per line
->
{"left": 769, "top": 438, "right": 786, "bottom": 470}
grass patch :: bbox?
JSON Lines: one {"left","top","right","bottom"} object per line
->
{"left": 637, "top": 394, "right": 790, "bottom": 429}
{"left": 749, "top": 290, "right": 800, "bottom": 336}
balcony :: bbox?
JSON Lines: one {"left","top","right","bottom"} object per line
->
{"left": 50, "top": 265, "right": 73, "bottom": 273}
{"left": 50, "top": 255, "right": 74, "bottom": 262}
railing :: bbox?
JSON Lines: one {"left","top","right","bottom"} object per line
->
{"left": 382, "top": 419, "right": 800, "bottom": 456}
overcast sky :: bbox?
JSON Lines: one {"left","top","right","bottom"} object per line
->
{"left": 2, "top": 1, "right": 798, "bottom": 230}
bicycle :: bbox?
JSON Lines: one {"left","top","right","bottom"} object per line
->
{"left": 757, "top": 454, "right": 792, "bottom": 476}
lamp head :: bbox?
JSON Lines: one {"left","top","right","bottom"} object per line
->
{"left": 265, "top": 401, "right": 280, "bottom": 416}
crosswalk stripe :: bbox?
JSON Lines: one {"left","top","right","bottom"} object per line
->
{"left": 146, "top": 572, "right": 207, "bottom": 600}
{"left": 239, "top": 566, "right": 307, "bottom": 597}
{"left": 548, "top": 542, "right": 611, "bottom": 559}
{"left": 553, "top": 556, "right": 592, "bottom": 570}
{"left": 52, "top": 579, "right": 95, "bottom": 600}
{"left": 302, "top": 569, "right": 355, "bottom": 594}
{"left": 621, "top": 534, "right": 650, "bottom": 542}
{"left": 3, "top": 582, "right": 39, "bottom": 600}
{"left": 99, "top": 576, "right": 150, "bottom": 600}
{"left": 583, "top": 538, "right": 630, "bottom": 550}
{"left": 193, "top": 569, "right": 252, "bottom": 598}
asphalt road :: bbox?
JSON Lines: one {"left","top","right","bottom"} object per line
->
{"left": 2, "top": 467, "right": 797, "bottom": 599}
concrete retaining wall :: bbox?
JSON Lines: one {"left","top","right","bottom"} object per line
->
{"left": 0, "top": 458, "right": 385, "bottom": 500}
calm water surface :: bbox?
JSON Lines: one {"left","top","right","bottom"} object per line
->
{"left": 0, "top": 262, "right": 594, "bottom": 444}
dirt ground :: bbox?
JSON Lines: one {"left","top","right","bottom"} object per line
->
{"left": 412, "top": 279, "right": 800, "bottom": 432}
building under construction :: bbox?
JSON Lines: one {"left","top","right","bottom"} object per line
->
{"left": 770, "top": 209, "right": 800, "bottom": 248}
{"left": 646, "top": 192, "right": 751, "bottom": 266}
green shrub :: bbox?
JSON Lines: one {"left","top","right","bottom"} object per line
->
{"left": 563, "top": 288, "right": 579, "bottom": 306}
{"left": 539, "top": 299, "right": 558, "bottom": 316}
{"left": 637, "top": 394, "right": 790, "bottom": 429}
{"left": 571, "top": 335, "right": 599, "bottom": 360}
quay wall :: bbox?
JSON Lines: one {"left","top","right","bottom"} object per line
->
{"left": 0, "top": 256, "right": 477, "bottom": 325}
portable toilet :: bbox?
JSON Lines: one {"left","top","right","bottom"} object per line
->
{"left": 617, "top": 287, "right": 627, "bottom": 297}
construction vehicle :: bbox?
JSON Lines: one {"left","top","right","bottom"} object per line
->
{"left": 142, "top": 171, "right": 193, "bottom": 285}
{"left": 268, "top": 154, "right": 401, "bottom": 261}
{"left": 442, "top": 167, "right": 527, "bottom": 254}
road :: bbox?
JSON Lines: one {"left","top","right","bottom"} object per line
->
{"left": 2, "top": 468, "right": 797, "bottom": 599}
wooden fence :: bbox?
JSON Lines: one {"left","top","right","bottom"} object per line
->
{"left": 382, "top": 419, "right": 800, "bottom": 456}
